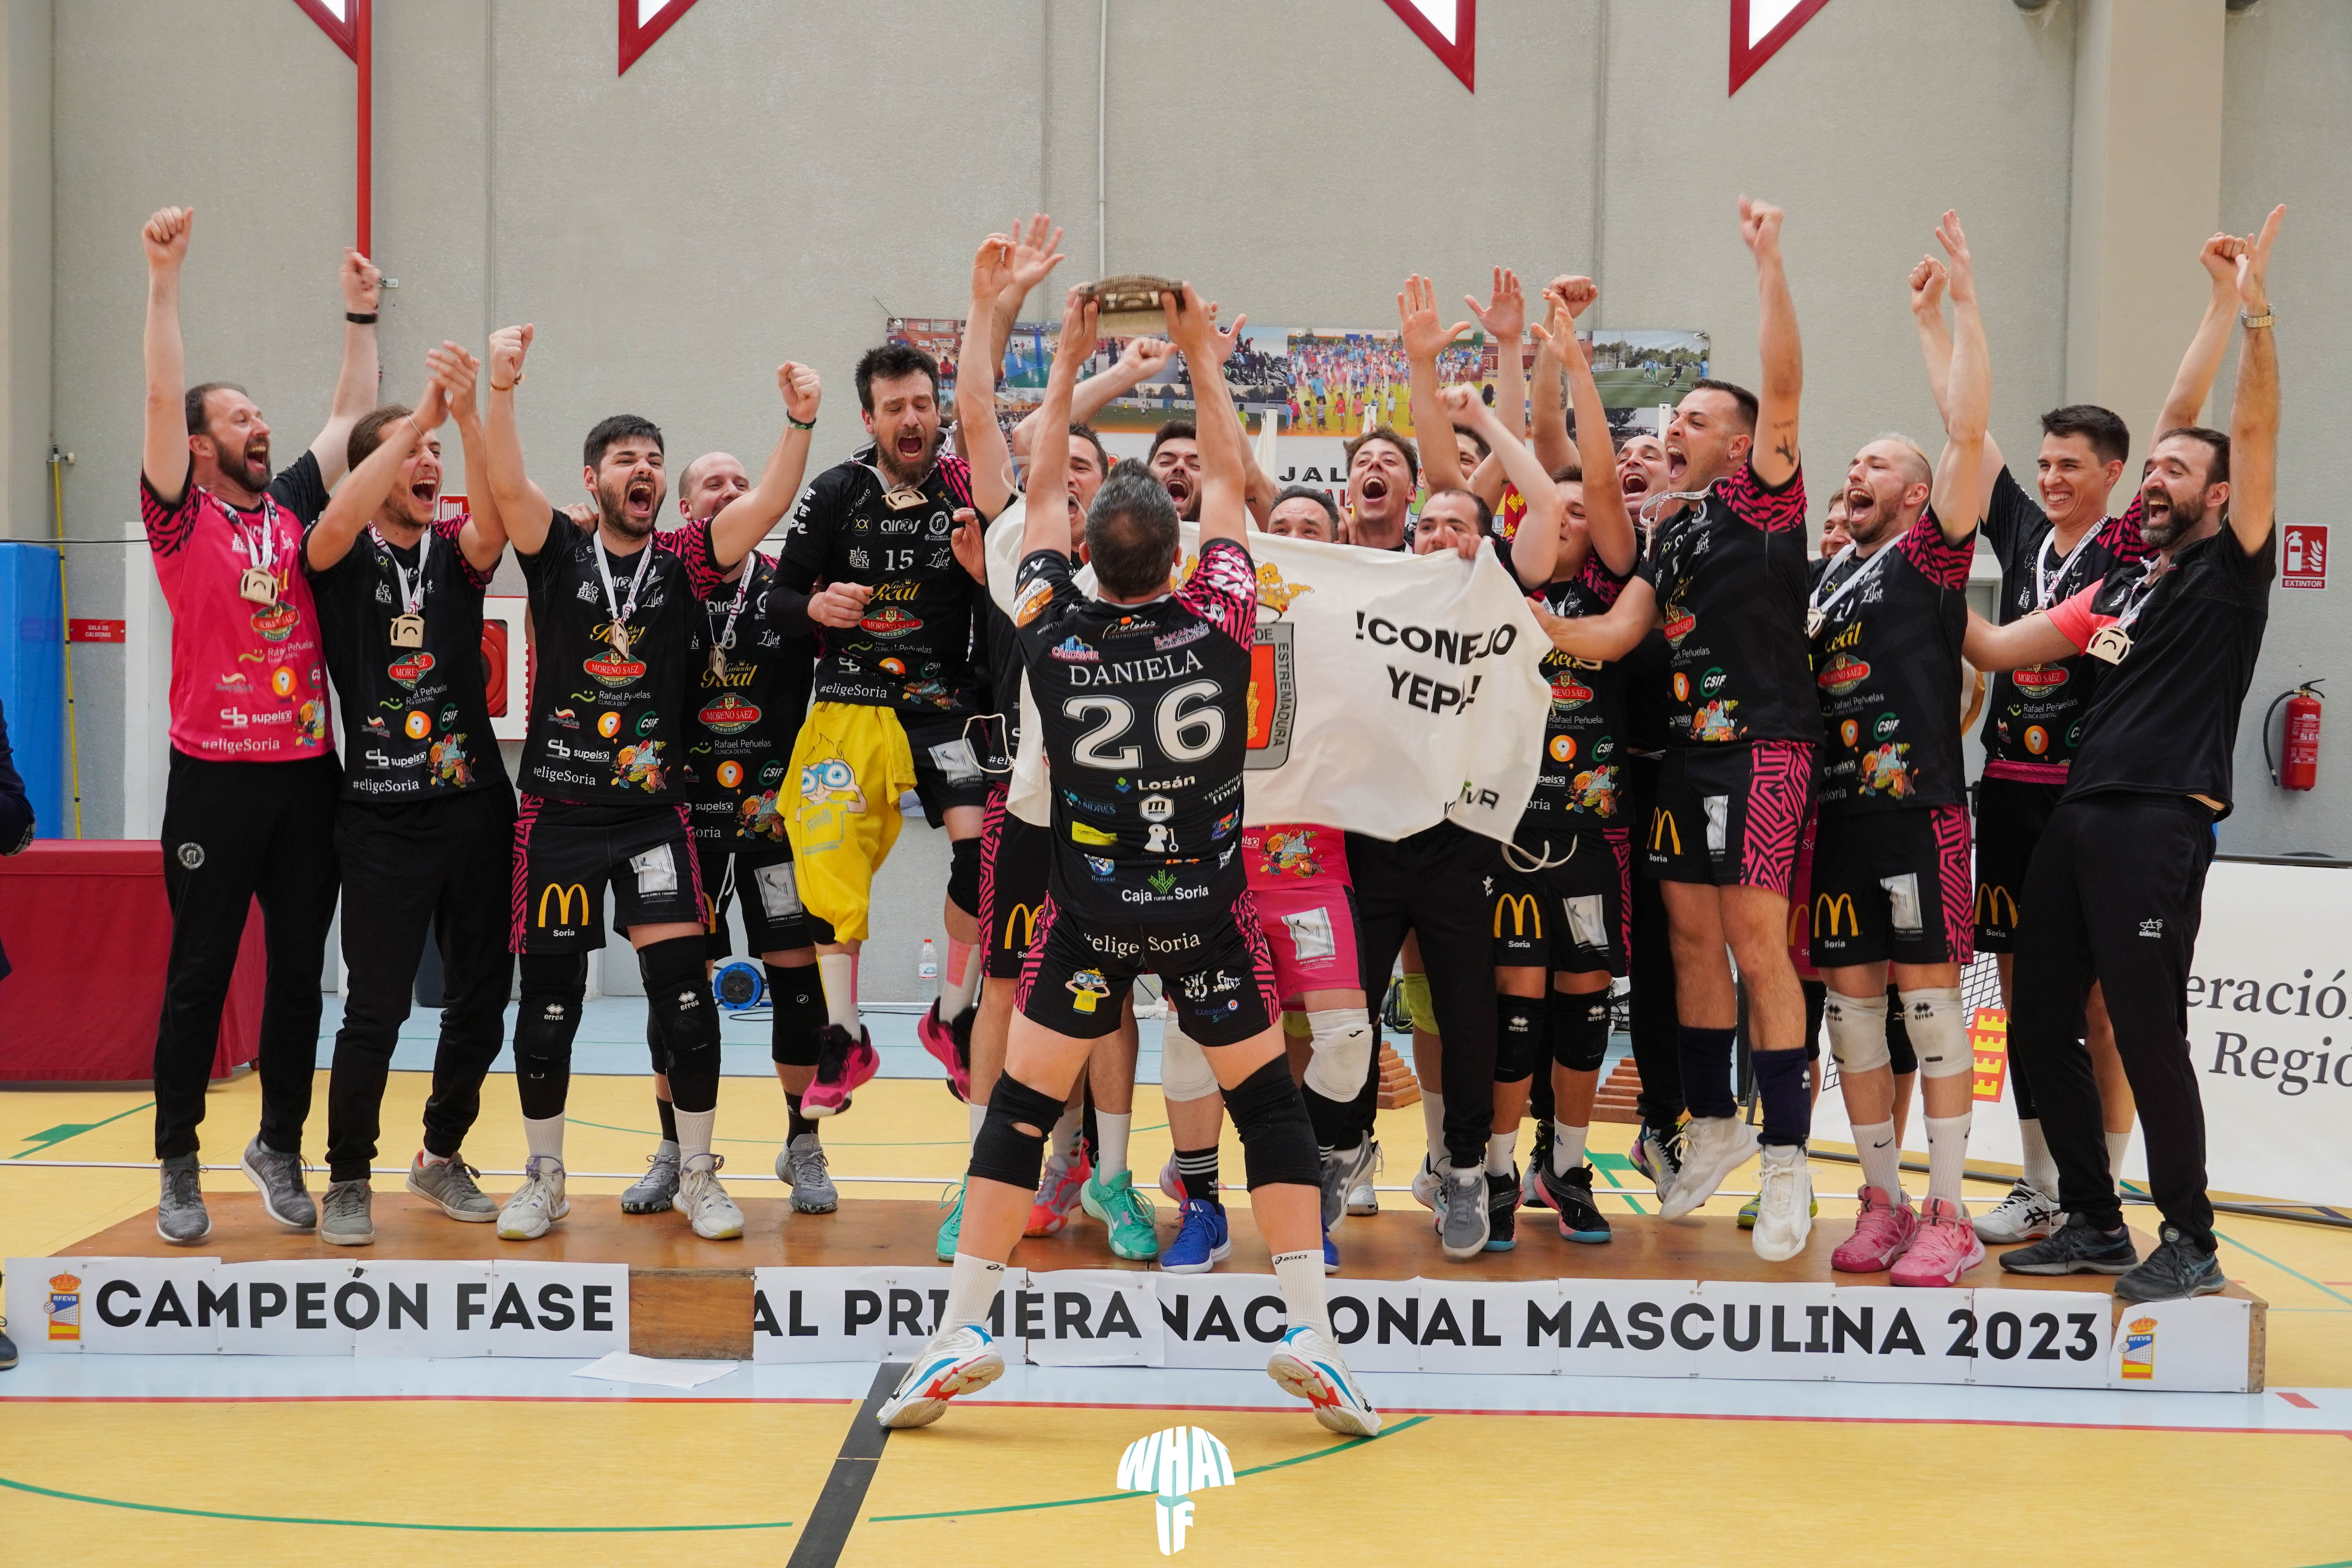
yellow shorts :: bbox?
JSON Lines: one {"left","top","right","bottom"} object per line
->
{"left": 782, "top": 702, "right": 918, "bottom": 943}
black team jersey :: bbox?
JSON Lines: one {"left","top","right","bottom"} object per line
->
{"left": 779, "top": 443, "right": 978, "bottom": 715}
{"left": 1522, "top": 552, "right": 1633, "bottom": 838}
{"left": 1980, "top": 467, "right": 2147, "bottom": 780}
{"left": 1635, "top": 463, "right": 1817, "bottom": 747}
{"left": 306, "top": 516, "right": 509, "bottom": 801}
{"left": 676, "top": 548, "right": 815, "bottom": 846}
{"left": 1808, "top": 509, "right": 1977, "bottom": 813}
{"left": 1013, "top": 537, "right": 1258, "bottom": 923}
{"left": 515, "top": 510, "right": 720, "bottom": 804}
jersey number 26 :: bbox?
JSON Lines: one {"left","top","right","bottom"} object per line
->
{"left": 1062, "top": 679, "right": 1226, "bottom": 769}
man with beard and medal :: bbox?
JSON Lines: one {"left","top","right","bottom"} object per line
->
{"left": 478, "top": 323, "right": 821, "bottom": 1244}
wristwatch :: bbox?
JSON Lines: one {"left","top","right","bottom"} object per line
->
{"left": 2241, "top": 309, "right": 2275, "bottom": 330}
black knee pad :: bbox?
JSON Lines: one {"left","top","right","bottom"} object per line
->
{"left": 1494, "top": 995, "right": 1545, "bottom": 1083}
{"left": 1884, "top": 984, "right": 1918, "bottom": 1075}
{"left": 1550, "top": 990, "right": 1611, "bottom": 1073}
{"left": 641, "top": 936, "right": 720, "bottom": 1110}
{"left": 947, "top": 834, "right": 983, "bottom": 919}
{"left": 644, "top": 1012, "right": 666, "bottom": 1075}
{"left": 515, "top": 954, "right": 587, "bottom": 1116}
{"left": 766, "top": 963, "right": 826, "bottom": 1067}
{"left": 1227, "top": 1056, "right": 1322, "bottom": 1190}
{"left": 969, "top": 1071, "right": 1062, "bottom": 1190}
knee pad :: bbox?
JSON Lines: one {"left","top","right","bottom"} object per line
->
{"left": 1158, "top": 1021, "right": 1222, "bottom": 1103}
{"left": 1550, "top": 990, "right": 1612, "bottom": 1074}
{"left": 1493, "top": 995, "right": 1545, "bottom": 1083}
{"left": 1883, "top": 985, "right": 1919, "bottom": 1075}
{"left": 1901, "top": 987, "right": 1971, "bottom": 1080}
{"left": 1226, "top": 1056, "right": 1321, "bottom": 1190}
{"left": 644, "top": 1012, "right": 666, "bottom": 1075}
{"left": 1823, "top": 988, "right": 1891, "bottom": 1075}
{"left": 1397, "top": 971, "right": 1438, "bottom": 1034}
{"left": 515, "top": 954, "right": 586, "bottom": 1060}
{"left": 1301, "top": 1009, "right": 1375, "bottom": 1103}
{"left": 642, "top": 936, "right": 721, "bottom": 1111}
{"left": 969, "top": 1071, "right": 1063, "bottom": 1190}
{"left": 766, "top": 963, "right": 826, "bottom": 1066}
{"left": 947, "top": 834, "right": 983, "bottom": 919}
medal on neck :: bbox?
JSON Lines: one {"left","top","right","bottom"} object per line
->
{"left": 883, "top": 484, "right": 927, "bottom": 511}
{"left": 375, "top": 524, "right": 432, "bottom": 649}
{"left": 220, "top": 489, "right": 282, "bottom": 606}
{"left": 707, "top": 566, "right": 752, "bottom": 680}
{"left": 594, "top": 539, "right": 657, "bottom": 666}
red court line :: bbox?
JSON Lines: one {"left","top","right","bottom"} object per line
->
{"left": 2278, "top": 1392, "right": 2320, "bottom": 1409}
{"left": 0, "top": 1395, "right": 857, "bottom": 1406}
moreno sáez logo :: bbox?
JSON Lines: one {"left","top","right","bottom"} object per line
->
{"left": 1117, "top": 1425, "right": 1234, "bottom": 1555}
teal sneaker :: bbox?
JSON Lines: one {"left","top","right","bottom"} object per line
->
{"left": 935, "top": 1179, "right": 966, "bottom": 1261}
{"left": 1080, "top": 1170, "right": 1160, "bottom": 1260}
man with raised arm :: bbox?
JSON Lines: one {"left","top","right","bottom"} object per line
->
{"left": 876, "top": 272, "right": 1378, "bottom": 1437}
{"left": 478, "top": 323, "right": 821, "bottom": 1244}
{"left": 137, "top": 206, "right": 382, "bottom": 1244}
{"left": 1970, "top": 208, "right": 2285, "bottom": 1304}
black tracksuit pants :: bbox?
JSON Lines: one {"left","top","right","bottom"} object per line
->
{"left": 2010, "top": 793, "right": 2219, "bottom": 1251}
{"left": 152, "top": 749, "right": 342, "bottom": 1160}
{"left": 1622, "top": 753, "right": 1684, "bottom": 1128}
{"left": 326, "top": 788, "right": 518, "bottom": 1181}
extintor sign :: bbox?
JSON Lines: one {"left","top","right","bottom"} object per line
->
{"left": 2282, "top": 524, "right": 2327, "bottom": 590}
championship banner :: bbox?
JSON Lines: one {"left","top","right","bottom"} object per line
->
{"left": 984, "top": 508, "right": 1549, "bottom": 844}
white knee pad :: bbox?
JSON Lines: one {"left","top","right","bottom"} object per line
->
{"left": 1302, "top": 1009, "right": 1376, "bottom": 1102}
{"left": 1902, "top": 986, "right": 1971, "bottom": 1080}
{"left": 1823, "top": 988, "right": 1891, "bottom": 1075}
{"left": 1158, "top": 1021, "right": 1222, "bottom": 1103}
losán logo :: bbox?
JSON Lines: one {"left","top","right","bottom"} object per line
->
{"left": 859, "top": 606, "right": 923, "bottom": 639}
{"left": 698, "top": 693, "right": 761, "bottom": 734}
{"left": 389, "top": 651, "right": 437, "bottom": 689}
{"left": 585, "top": 653, "right": 647, "bottom": 688}
{"left": 1817, "top": 652, "right": 1871, "bottom": 695}
{"left": 2014, "top": 664, "right": 2068, "bottom": 691}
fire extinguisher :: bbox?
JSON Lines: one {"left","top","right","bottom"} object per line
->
{"left": 2264, "top": 680, "right": 2324, "bottom": 790}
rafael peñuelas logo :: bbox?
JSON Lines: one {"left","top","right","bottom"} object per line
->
{"left": 585, "top": 651, "right": 647, "bottom": 688}
{"left": 1817, "top": 652, "right": 1871, "bottom": 696}
{"left": 698, "top": 693, "right": 761, "bottom": 734}
{"left": 389, "top": 650, "right": 437, "bottom": 690}
{"left": 859, "top": 605, "right": 923, "bottom": 640}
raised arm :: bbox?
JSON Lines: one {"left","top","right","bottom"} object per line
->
{"left": 1531, "top": 575, "right": 1658, "bottom": 661}
{"left": 1011, "top": 335, "right": 1170, "bottom": 462}
{"left": 1438, "top": 384, "right": 1561, "bottom": 588}
{"left": 480, "top": 325, "right": 556, "bottom": 557}
{"left": 985, "top": 213, "right": 1065, "bottom": 374}
{"left": 305, "top": 380, "right": 449, "bottom": 573}
{"left": 2159, "top": 232, "right": 2252, "bottom": 434}
{"left": 1203, "top": 306, "right": 1278, "bottom": 525}
{"left": 1532, "top": 276, "right": 1636, "bottom": 579}
{"left": 1963, "top": 605, "right": 2077, "bottom": 672}
{"left": 307, "top": 249, "right": 383, "bottom": 487}
{"left": 141, "top": 207, "right": 194, "bottom": 500}
{"left": 426, "top": 342, "right": 509, "bottom": 575}
{"left": 1909, "top": 255, "right": 2007, "bottom": 485}
{"left": 1400, "top": 274, "right": 1473, "bottom": 492}
{"left": 1022, "top": 287, "right": 1095, "bottom": 561}
{"left": 1741, "top": 197, "right": 1802, "bottom": 487}
{"left": 1929, "top": 212, "right": 1991, "bottom": 544}
{"left": 1467, "top": 268, "right": 1528, "bottom": 440}
{"left": 959, "top": 234, "right": 1021, "bottom": 518}
{"left": 2225, "top": 206, "right": 2283, "bottom": 556}
{"left": 1167, "top": 283, "right": 1247, "bottom": 551}
{"left": 709, "top": 363, "right": 822, "bottom": 570}
{"left": 1527, "top": 279, "right": 1576, "bottom": 476}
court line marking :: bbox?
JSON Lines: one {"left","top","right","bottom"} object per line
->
{"left": 9, "top": 1101, "right": 153, "bottom": 1158}
{"left": 788, "top": 1362, "right": 902, "bottom": 1567}
{"left": 0, "top": 1473, "right": 793, "bottom": 1533}
{"left": 2210, "top": 1226, "right": 2352, "bottom": 1307}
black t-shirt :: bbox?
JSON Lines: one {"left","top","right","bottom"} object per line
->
{"left": 2056, "top": 527, "right": 2276, "bottom": 813}
{"left": 306, "top": 516, "right": 509, "bottom": 802}
{"left": 1013, "top": 537, "right": 1259, "bottom": 923}
{"left": 515, "top": 510, "right": 721, "bottom": 804}
{"left": 1981, "top": 466, "right": 2147, "bottom": 777}
{"left": 973, "top": 590, "right": 1025, "bottom": 775}
{"left": 676, "top": 548, "right": 816, "bottom": 847}
{"left": 1635, "top": 462, "right": 1818, "bottom": 747}
{"left": 1808, "top": 509, "right": 1976, "bottom": 814}
{"left": 1522, "top": 552, "right": 1633, "bottom": 837}
{"left": 779, "top": 445, "right": 979, "bottom": 714}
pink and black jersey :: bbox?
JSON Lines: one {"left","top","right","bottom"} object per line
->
{"left": 1635, "top": 462, "right": 1816, "bottom": 748}
{"left": 1013, "top": 536, "right": 1257, "bottom": 923}
{"left": 1525, "top": 551, "right": 1634, "bottom": 832}
{"left": 1808, "top": 508, "right": 1977, "bottom": 814}
{"left": 140, "top": 454, "right": 334, "bottom": 761}
{"left": 676, "top": 549, "right": 815, "bottom": 847}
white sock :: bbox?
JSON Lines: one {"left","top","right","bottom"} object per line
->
{"left": 674, "top": 1106, "right": 716, "bottom": 1168}
{"left": 1926, "top": 1112, "right": 1971, "bottom": 1207}
{"left": 816, "top": 951, "right": 859, "bottom": 1031}
{"left": 418, "top": 1149, "right": 451, "bottom": 1168}
{"left": 1853, "top": 1119, "right": 1904, "bottom": 1202}
{"left": 942, "top": 938, "right": 983, "bottom": 1017}
{"left": 523, "top": 1114, "right": 566, "bottom": 1166}
{"left": 2018, "top": 1117, "right": 2060, "bottom": 1195}
{"left": 1552, "top": 1123, "right": 1589, "bottom": 1176}
{"left": 1096, "top": 1111, "right": 1132, "bottom": 1179}
{"left": 1485, "top": 1130, "right": 1517, "bottom": 1177}
{"left": 2106, "top": 1128, "right": 2130, "bottom": 1188}
{"left": 1270, "top": 1249, "right": 1332, "bottom": 1341}
{"left": 1051, "top": 1101, "right": 1085, "bottom": 1161}
{"left": 968, "top": 1101, "right": 989, "bottom": 1146}
{"left": 942, "top": 1252, "right": 1005, "bottom": 1332}
{"left": 1419, "top": 1089, "right": 1447, "bottom": 1165}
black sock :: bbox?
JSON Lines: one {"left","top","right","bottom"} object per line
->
{"left": 1752, "top": 1047, "right": 1812, "bottom": 1147}
{"left": 787, "top": 1092, "right": 817, "bottom": 1142}
{"left": 1677, "top": 1024, "right": 1738, "bottom": 1120}
{"left": 1174, "top": 1144, "right": 1221, "bottom": 1204}
{"left": 656, "top": 1096, "right": 678, "bottom": 1144}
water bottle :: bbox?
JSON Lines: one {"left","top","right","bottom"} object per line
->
{"left": 918, "top": 937, "right": 940, "bottom": 982}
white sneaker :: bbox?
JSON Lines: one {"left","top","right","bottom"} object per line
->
{"left": 876, "top": 1325, "right": 1005, "bottom": 1429}
{"left": 1657, "top": 1115, "right": 1759, "bottom": 1220}
{"left": 675, "top": 1154, "right": 745, "bottom": 1240}
{"left": 496, "top": 1155, "right": 568, "bottom": 1241}
{"left": 1346, "top": 1138, "right": 1383, "bottom": 1216}
{"left": 1410, "top": 1153, "right": 1443, "bottom": 1211}
{"left": 1266, "top": 1324, "right": 1382, "bottom": 1437}
{"left": 1974, "top": 1179, "right": 2064, "bottom": 1244}
{"left": 1751, "top": 1144, "right": 1815, "bottom": 1262}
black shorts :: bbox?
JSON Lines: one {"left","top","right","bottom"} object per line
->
{"left": 1016, "top": 892, "right": 1280, "bottom": 1048}
{"left": 695, "top": 839, "right": 820, "bottom": 958}
{"left": 1489, "top": 823, "right": 1629, "bottom": 976}
{"left": 979, "top": 788, "right": 1051, "bottom": 980}
{"left": 901, "top": 709, "right": 993, "bottom": 827}
{"left": 1643, "top": 740, "right": 1813, "bottom": 896}
{"left": 1806, "top": 804, "right": 1973, "bottom": 969}
{"left": 1972, "top": 776, "right": 2060, "bottom": 954}
{"left": 511, "top": 796, "right": 703, "bottom": 955}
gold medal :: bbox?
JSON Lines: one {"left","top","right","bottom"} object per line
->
{"left": 2086, "top": 626, "right": 2131, "bottom": 665}
{"left": 1805, "top": 607, "right": 1825, "bottom": 640}
{"left": 709, "top": 645, "right": 729, "bottom": 679}
{"left": 609, "top": 623, "right": 631, "bottom": 660}
{"left": 389, "top": 613, "right": 425, "bottom": 648}
{"left": 239, "top": 566, "right": 278, "bottom": 606}
{"left": 883, "top": 485, "right": 928, "bottom": 511}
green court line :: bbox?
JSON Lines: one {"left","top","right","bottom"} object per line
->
{"left": 10, "top": 1101, "right": 154, "bottom": 1159}
{"left": 1589, "top": 1158, "right": 1650, "bottom": 1215}
{"left": 2211, "top": 1228, "right": 2352, "bottom": 1308}
{"left": 866, "top": 1415, "right": 1429, "bottom": 1523}
{"left": 0, "top": 1475, "right": 790, "bottom": 1533}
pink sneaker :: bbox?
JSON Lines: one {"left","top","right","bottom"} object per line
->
{"left": 1025, "top": 1147, "right": 1092, "bottom": 1236}
{"left": 916, "top": 1001, "right": 971, "bottom": 1102}
{"left": 1830, "top": 1185, "right": 1919, "bottom": 1274}
{"left": 1891, "top": 1196, "right": 1986, "bottom": 1287}
{"left": 801, "top": 1024, "right": 878, "bottom": 1118}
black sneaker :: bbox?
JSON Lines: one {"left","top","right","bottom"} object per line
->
{"left": 1540, "top": 1162, "right": 1613, "bottom": 1243}
{"left": 0, "top": 1312, "right": 16, "bottom": 1371}
{"left": 1485, "top": 1170, "right": 1518, "bottom": 1252}
{"left": 2115, "top": 1226, "right": 2226, "bottom": 1302}
{"left": 1999, "top": 1215, "right": 2139, "bottom": 1275}
{"left": 1523, "top": 1122, "right": 1555, "bottom": 1209}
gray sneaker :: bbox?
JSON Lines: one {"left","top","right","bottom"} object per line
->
{"left": 321, "top": 1179, "right": 374, "bottom": 1246}
{"left": 778, "top": 1133, "right": 839, "bottom": 1214}
{"left": 157, "top": 1154, "right": 212, "bottom": 1245}
{"left": 621, "top": 1142, "right": 682, "bottom": 1215}
{"left": 406, "top": 1156, "right": 498, "bottom": 1222}
{"left": 1436, "top": 1163, "right": 1491, "bottom": 1260}
{"left": 241, "top": 1138, "right": 316, "bottom": 1229}
{"left": 1319, "top": 1138, "right": 1379, "bottom": 1232}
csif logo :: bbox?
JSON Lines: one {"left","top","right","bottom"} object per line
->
{"left": 1117, "top": 1425, "right": 1234, "bottom": 1555}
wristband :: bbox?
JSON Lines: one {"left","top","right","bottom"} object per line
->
{"left": 346, "top": 311, "right": 378, "bottom": 325}
{"left": 789, "top": 415, "right": 816, "bottom": 431}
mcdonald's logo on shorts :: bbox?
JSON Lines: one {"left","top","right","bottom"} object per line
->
{"left": 1494, "top": 892, "right": 1543, "bottom": 940}
{"left": 1649, "top": 807, "right": 1681, "bottom": 856}
{"left": 537, "top": 883, "right": 589, "bottom": 929}
{"left": 1813, "top": 892, "right": 1859, "bottom": 939}
{"left": 1975, "top": 883, "right": 2019, "bottom": 930}
{"left": 1001, "top": 901, "right": 1042, "bottom": 954}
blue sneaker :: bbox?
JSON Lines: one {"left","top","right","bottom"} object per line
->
{"left": 875, "top": 1325, "right": 1004, "bottom": 1428}
{"left": 1323, "top": 1223, "right": 1340, "bottom": 1274}
{"left": 1160, "top": 1198, "right": 1232, "bottom": 1274}
{"left": 1266, "top": 1324, "right": 1382, "bottom": 1437}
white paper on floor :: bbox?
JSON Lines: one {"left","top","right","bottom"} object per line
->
{"left": 570, "top": 1351, "right": 740, "bottom": 1389}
